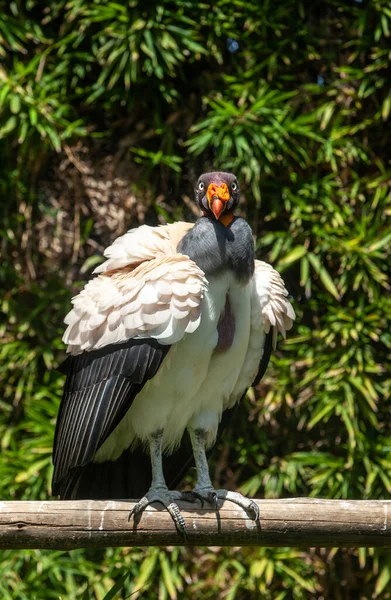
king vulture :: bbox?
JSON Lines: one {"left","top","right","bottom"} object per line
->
{"left": 52, "top": 172, "right": 295, "bottom": 533}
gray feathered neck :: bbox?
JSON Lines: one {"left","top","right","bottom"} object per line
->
{"left": 177, "top": 216, "right": 255, "bottom": 283}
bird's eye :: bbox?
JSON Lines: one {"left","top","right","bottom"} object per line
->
{"left": 231, "top": 181, "right": 238, "bottom": 191}
{"left": 198, "top": 182, "right": 204, "bottom": 191}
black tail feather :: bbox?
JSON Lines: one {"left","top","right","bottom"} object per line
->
{"left": 61, "top": 447, "right": 153, "bottom": 500}
{"left": 56, "top": 432, "right": 195, "bottom": 500}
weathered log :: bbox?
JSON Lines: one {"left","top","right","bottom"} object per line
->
{"left": 0, "top": 498, "right": 390, "bottom": 549}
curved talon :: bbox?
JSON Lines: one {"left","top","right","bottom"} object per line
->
{"left": 248, "top": 500, "right": 260, "bottom": 521}
{"left": 167, "top": 502, "right": 188, "bottom": 536}
{"left": 207, "top": 492, "right": 219, "bottom": 511}
{"left": 128, "top": 490, "right": 188, "bottom": 535}
{"left": 218, "top": 490, "right": 260, "bottom": 522}
{"left": 187, "top": 489, "right": 260, "bottom": 522}
{"left": 128, "top": 496, "right": 149, "bottom": 521}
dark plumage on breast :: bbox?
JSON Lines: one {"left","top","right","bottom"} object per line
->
{"left": 178, "top": 217, "right": 254, "bottom": 283}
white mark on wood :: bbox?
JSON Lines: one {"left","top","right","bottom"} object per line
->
{"left": 341, "top": 501, "right": 354, "bottom": 509}
{"left": 99, "top": 500, "right": 116, "bottom": 531}
{"left": 192, "top": 521, "right": 197, "bottom": 530}
{"left": 98, "top": 512, "right": 105, "bottom": 532}
{"left": 0, "top": 502, "right": 8, "bottom": 511}
{"left": 38, "top": 502, "right": 45, "bottom": 513}
{"left": 87, "top": 500, "right": 92, "bottom": 538}
{"left": 382, "top": 504, "right": 388, "bottom": 532}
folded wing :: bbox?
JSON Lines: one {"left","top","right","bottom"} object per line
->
{"left": 53, "top": 339, "right": 170, "bottom": 497}
{"left": 64, "top": 254, "right": 207, "bottom": 354}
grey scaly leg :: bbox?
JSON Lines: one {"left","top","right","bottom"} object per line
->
{"left": 183, "top": 428, "right": 259, "bottom": 521}
{"left": 129, "top": 430, "right": 187, "bottom": 534}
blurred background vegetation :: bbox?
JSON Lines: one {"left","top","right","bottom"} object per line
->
{"left": 1, "top": 0, "right": 390, "bottom": 598}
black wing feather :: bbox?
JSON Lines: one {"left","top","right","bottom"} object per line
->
{"left": 52, "top": 339, "right": 170, "bottom": 497}
{"left": 252, "top": 328, "right": 273, "bottom": 387}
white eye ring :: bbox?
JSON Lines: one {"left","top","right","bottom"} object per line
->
{"left": 198, "top": 181, "right": 204, "bottom": 191}
{"left": 231, "top": 181, "right": 238, "bottom": 191}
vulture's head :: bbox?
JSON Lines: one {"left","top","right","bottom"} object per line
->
{"left": 196, "top": 172, "right": 240, "bottom": 225}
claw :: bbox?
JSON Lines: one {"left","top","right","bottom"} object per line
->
{"left": 128, "top": 496, "right": 149, "bottom": 521}
{"left": 166, "top": 502, "right": 187, "bottom": 536}
{"left": 216, "top": 490, "right": 260, "bottom": 522}
{"left": 128, "top": 487, "right": 187, "bottom": 535}
{"left": 189, "top": 488, "right": 260, "bottom": 522}
{"left": 206, "top": 491, "right": 219, "bottom": 511}
{"left": 247, "top": 499, "right": 260, "bottom": 521}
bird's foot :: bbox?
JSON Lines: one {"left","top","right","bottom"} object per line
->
{"left": 128, "top": 486, "right": 187, "bottom": 535}
{"left": 183, "top": 488, "right": 259, "bottom": 521}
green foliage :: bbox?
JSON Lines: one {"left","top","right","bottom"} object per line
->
{"left": 1, "top": 0, "right": 391, "bottom": 598}
{"left": 186, "top": 87, "right": 323, "bottom": 201}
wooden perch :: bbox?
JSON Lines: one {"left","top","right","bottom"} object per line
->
{"left": 0, "top": 498, "right": 390, "bottom": 549}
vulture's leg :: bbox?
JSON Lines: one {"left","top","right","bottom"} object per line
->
{"left": 184, "top": 427, "right": 259, "bottom": 522}
{"left": 128, "top": 430, "right": 187, "bottom": 534}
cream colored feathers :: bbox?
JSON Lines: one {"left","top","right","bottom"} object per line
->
{"left": 63, "top": 223, "right": 206, "bottom": 354}
{"left": 63, "top": 222, "right": 294, "bottom": 356}
{"left": 252, "top": 260, "right": 295, "bottom": 349}
{"left": 93, "top": 222, "right": 194, "bottom": 274}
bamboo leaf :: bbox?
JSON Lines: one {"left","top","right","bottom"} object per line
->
{"left": 308, "top": 253, "right": 340, "bottom": 300}
{"left": 277, "top": 246, "right": 307, "bottom": 269}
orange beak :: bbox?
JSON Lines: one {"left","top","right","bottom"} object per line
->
{"left": 206, "top": 183, "right": 230, "bottom": 220}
